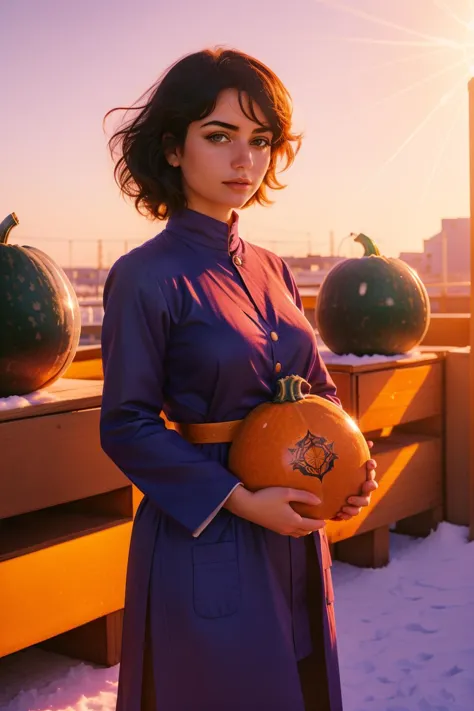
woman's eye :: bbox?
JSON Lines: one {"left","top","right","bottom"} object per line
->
{"left": 207, "top": 133, "right": 229, "bottom": 143}
{"left": 206, "top": 133, "right": 271, "bottom": 148}
{"left": 253, "top": 138, "right": 271, "bottom": 148}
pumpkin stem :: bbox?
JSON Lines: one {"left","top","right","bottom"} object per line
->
{"left": 352, "top": 232, "right": 381, "bottom": 257}
{"left": 0, "top": 213, "right": 19, "bottom": 245}
{"left": 273, "top": 375, "right": 311, "bottom": 403}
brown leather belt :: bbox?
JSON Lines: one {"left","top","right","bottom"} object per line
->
{"left": 164, "top": 417, "right": 244, "bottom": 444}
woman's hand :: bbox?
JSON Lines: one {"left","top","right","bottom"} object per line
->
{"left": 330, "top": 440, "right": 378, "bottom": 522}
{"left": 225, "top": 485, "right": 325, "bottom": 538}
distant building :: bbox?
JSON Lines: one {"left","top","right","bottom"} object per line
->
{"left": 282, "top": 255, "right": 343, "bottom": 272}
{"left": 400, "top": 218, "right": 470, "bottom": 283}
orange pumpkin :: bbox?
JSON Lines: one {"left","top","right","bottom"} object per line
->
{"left": 228, "top": 374, "right": 370, "bottom": 520}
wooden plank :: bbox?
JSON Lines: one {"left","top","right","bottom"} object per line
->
{"left": 0, "top": 489, "right": 132, "bottom": 562}
{"left": 326, "top": 434, "right": 442, "bottom": 544}
{"left": 73, "top": 345, "right": 102, "bottom": 361}
{"left": 63, "top": 359, "right": 103, "bottom": 380}
{"left": 421, "top": 313, "right": 470, "bottom": 347}
{"left": 0, "top": 378, "right": 103, "bottom": 423}
{"left": 395, "top": 506, "right": 443, "bottom": 537}
{"left": 0, "top": 408, "right": 128, "bottom": 519}
{"left": 356, "top": 363, "right": 442, "bottom": 432}
{"left": 41, "top": 609, "right": 124, "bottom": 667}
{"left": 132, "top": 485, "right": 144, "bottom": 515}
{"left": 327, "top": 372, "right": 353, "bottom": 415}
{"left": 444, "top": 350, "right": 470, "bottom": 525}
{"left": 335, "top": 526, "right": 390, "bottom": 569}
{"left": 0, "top": 522, "right": 131, "bottom": 658}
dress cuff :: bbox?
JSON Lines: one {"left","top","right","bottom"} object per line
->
{"left": 192, "top": 482, "right": 243, "bottom": 537}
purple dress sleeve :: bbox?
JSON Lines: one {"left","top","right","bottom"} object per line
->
{"left": 280, "top": 258, "right": 341, "bottom": 408}
{"left": 99, "top": 256, "right": 242, "bottom": 535}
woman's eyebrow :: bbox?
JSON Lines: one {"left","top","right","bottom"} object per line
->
{"left": 200, "top": 120, "right": 272, "bottom": 134}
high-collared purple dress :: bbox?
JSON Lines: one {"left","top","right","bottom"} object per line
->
{"left": 100, "top": 207, "right": 344, "bottom": 711}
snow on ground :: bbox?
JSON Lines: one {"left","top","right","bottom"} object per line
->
{"left": 0, "top": 522, "right": 473, "bottom": 711}
{"left": 335, "top": 523, "right": 474, "bottom": 711}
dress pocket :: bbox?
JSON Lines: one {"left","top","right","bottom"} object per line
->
{"left": 192, "top": 541, "right": 240, "bottom": 618}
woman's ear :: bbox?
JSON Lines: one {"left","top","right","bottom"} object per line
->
{"left": 162, "top": 132, "right": 180, "bottom": 168}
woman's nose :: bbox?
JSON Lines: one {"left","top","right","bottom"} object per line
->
{"left": 231, "top": 142, "right": 254, "bottom": 170}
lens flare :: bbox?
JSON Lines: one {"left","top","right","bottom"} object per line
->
{"left": 314, "top": 0, "right": 474, "bottom": 201}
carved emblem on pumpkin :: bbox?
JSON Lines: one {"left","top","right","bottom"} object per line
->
{"left": 288, "top": 430, "right": 339, "bottom": 482}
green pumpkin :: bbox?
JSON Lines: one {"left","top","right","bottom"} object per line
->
{"left": 316, "top": 233, "right": 430, "bottom": 356}
{"left": 0, "top": 213, "right": 81, "bottom": 397}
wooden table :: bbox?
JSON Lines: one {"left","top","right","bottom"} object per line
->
{"left": 0, "top": 378, "right": 132, "bottom": 665}
{"left": 0, "top": 353, "right": 447, "bottom": 669}
{"left": 63, "top": 348, "right": 447, "bottom": 571}
{"left": 324, "top": 351, "right": 445, "bottom": 568}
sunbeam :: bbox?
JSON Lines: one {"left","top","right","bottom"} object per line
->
{"left": 380, "top": 74, "right": 468, "bottom": 166}
{"left": 348, "top": 57, "right": 467, "bottom": 118}
{"left": 356, "top": 72, "right": 471, "bottom": 198}
{"left": 351, "top": 46, "right": 450, "bottom": 78}
{"left": 331, "top": 37, "right": 463, "bottom": 47}
{"left": 313, "top": 0, "right": 464, "bottom": 48}
{"left": 316, "top": 0, "right": 474, "bottom": 209}
{"left": 432, "top": 0, "right": 470, "bottom": 29}
{"left": 415, "top": 87, "right": 466, "bottom": 225}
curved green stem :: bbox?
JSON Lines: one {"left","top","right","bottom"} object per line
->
{"left": 273, "top": 375, "right": 311, "bottom": 403}
{"left": 353, "top": 232, "right": 381, "bottom": 257}
{"left": 0, "top": 213, "right": 19, "bottom": 245}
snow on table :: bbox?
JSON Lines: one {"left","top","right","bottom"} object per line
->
{"left": 0, "top": 389, "right": 59, "bottom": 411}
{"left": 0, "top": 523, "right": 473, "bottom": 711}
{"left": 318, "top": 346, "right": 434, "bottom": 367}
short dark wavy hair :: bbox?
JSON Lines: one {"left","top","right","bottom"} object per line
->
{"left": 103, "top": 46, "right": 303, "bottom": 220}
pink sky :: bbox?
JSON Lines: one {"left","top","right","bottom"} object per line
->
{"left": 1, "top": 0, "right": 473, "bottom": 266}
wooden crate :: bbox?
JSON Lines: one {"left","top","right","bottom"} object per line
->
{"left": 324, "top": 352, "right": 445, "bottom": 568}
{"left": 0, "top": 518, "right": 131, "bottom": 659}
{"left": 0, "top": 379, "right": 132, "bottom": 665}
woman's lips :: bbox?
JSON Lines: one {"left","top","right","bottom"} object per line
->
{"left": 223, "top": 182, "right": 252, "bottom": 191}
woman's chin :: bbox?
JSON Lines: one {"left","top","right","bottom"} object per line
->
{"left": 222, "top": 193, "right": 254, "bottom": 210}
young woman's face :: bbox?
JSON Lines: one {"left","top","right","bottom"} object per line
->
{"left": 167, "top": 88, "right": 273, "bottom": 223}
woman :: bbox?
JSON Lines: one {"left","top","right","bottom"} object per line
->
{"left": 100, "top": 47, "right": 377, "bottom": 711}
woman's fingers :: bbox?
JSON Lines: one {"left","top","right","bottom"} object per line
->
{"left": 285, "top": 488, "right": 321, "bottom": 506}
{"left": 361, "top": 480, "right": 378, "bottom": 495}
{"left": 299, "top": 516, "right": 326, "bottom": 531}
{"left": 366, "top": 460, "right": 377, "bottom": 479}
{"left": 288, "top": 515, "right": 326, "bottom": 537}
{"left": 347, "top": 494, "right": 372, "bottom": 508}
{"left": 335, "top": 512, "right": 352, "bottom": 521}
{"left": 340, "top": 505, "right": 362, "bottom": 517}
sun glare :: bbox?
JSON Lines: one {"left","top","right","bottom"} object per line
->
{"left": 313, "top": 0, "right": 474, "bottom": 211}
